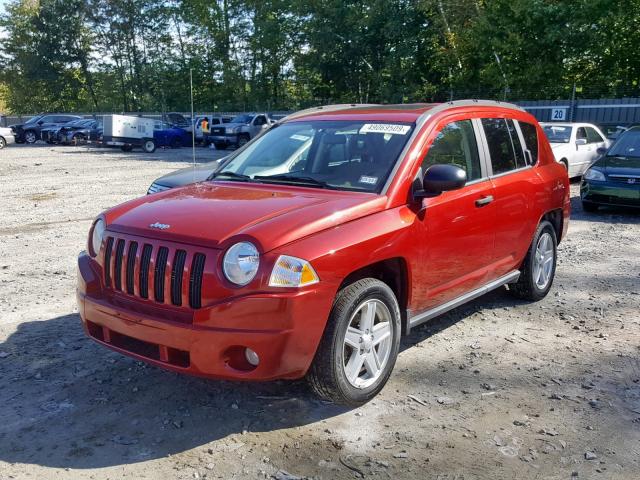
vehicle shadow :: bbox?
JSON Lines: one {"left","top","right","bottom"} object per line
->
{"left": 0, "top": 313, "right": 347, "bottom": 469}
{"left": 569, "top": 188, "right": 640, "bottom": 225}
{"left": 0, "top": 288, "right": 527, "bottom": 470}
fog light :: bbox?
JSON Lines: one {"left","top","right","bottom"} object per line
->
{"left": 244, "top": 348, "right": 260, "bottom": 366}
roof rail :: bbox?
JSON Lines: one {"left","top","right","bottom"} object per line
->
{"left": 280, "top": 104, "right": 380, "bottom": 122}
{"left": 426, "top": 99, "right": 525, "bottom": 117}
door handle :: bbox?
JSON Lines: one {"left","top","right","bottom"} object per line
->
{"left": 475, "top": 195, "right": 494, "bottom": 207}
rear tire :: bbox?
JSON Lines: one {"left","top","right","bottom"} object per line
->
{"left": 307, "top": 278, "right": 401, "bottom": 406}
{"left": 0, "top": 137, "right": 6, "bottom": 149}
{"left": 582, "top": 200, "right": 599, "bottom": 213}
{"left": 509, "top": 220, "right": 557, "bottom": 301}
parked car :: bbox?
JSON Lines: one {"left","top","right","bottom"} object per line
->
{"left": 10, "top": 114, "right": 82, "bottom": 144}
{"left": 581, "top": 126, "right": 640, "bottom": 211}
{"left": 164, "top": 112, "right": 191, "bottom": 131}
{"left": 208, "top": 112, "right": 274, "bottom": 149}
{"left": 153, "top": 122, "right": 192, "bottom": 148}
{"left": 540, "top": 122, "right": 610, "bottom": 178}
{"left": 56, "top": 119, "right": 102, "bottom": 145}
{"left": 194, "top": 116, "right": 232, "bottom": 144}
{"left": 0, "top": 126, "right": 15, "bottom": 149}
{"left": 78, "top": 101, "right": 569, "bottom": 405}
{"left": 147, "top": 159, "right": 226, "bottom": 194}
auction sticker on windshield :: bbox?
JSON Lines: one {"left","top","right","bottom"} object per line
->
{"left": 360, "top": 124, "right": 411, "bottom": 135}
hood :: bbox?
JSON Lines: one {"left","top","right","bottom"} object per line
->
{"left": 593, "top": 155, "right": 640, "bottom": 175}
{"left": 106, "top": 182, "right": 385, "bottom": 252}
{"left": 154, "top": 160, "right": 222, "bottom": 188}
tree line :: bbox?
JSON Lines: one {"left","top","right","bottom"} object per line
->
{"left": 0, "top": 0, "right": 638, "bottom": 114}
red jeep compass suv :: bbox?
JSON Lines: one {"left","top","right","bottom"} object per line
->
{"left": 77, "top": 101, "right": 570, "bottom": 405}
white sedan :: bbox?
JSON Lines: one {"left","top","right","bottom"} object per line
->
{"left": 0, "top": 126, "right": 15, "bottom": 149}
{"left": 540, "top": 122, "right": 610, "bottom": 178}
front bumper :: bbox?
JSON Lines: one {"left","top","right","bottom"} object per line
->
{"left": 76, "top": 251, "right": 335, "bottom": 381}
{"left": 209, "top": 134, "right": 239, "bottom": 146}
{"left": 581, "top": 180, "right": 640, "bottom": 208}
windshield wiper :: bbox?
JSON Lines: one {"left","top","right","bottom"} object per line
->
{"left": 211, "top": 171, "right": 252, "bottom": 182}
{"left": 253, "top": 174, "right": 333, "bottom": 189}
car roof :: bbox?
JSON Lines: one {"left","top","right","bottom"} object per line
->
{"left": 540, "top": 122, "right": 600, "bottom": 128}
{"left": 285, "top": 100, "right": 525, "bottom": 123}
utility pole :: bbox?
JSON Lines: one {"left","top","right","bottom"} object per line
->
{"left": 190, "top": 68, "right": 196, "bottom": 175}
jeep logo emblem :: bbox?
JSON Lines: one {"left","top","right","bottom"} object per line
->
{"left": 149, "top": 222, "right": 170, "bottom": 229}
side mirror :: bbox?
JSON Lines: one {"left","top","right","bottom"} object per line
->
{"left": 37, "top": 120, "right": 44, "bottom": 125}
{"left": 596, "top": 146, "right": 607, "bottom": 156}
{"left": 576, "top": 138, "right": 587, "bottom": 146}
{"left": 416, "top": 164, "right": 467, "bottom": 198}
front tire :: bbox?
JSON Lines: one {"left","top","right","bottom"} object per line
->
{"left": 0, "top": 137, "right": 6, "bottom": 149}
{"left": 24, "top": 130, "right": 37, "bottom": 144}
{"left": 307, "top": 278, "right": 401, "bottom": 406}
{"left": 237, "top": 134, "right": 250, "bottom": 148}
{"left": 509, "top": 220, "right": 557, "bottom": 301}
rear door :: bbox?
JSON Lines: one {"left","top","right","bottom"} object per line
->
{"left": 413, "top": 118, "right": 497, "bottom": 310}
{"left": 479, "top": 117, "right": 542, "bottom": 278}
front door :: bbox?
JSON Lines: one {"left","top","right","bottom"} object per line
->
{"left": 412, "top": 118, "right": 496, "bottom": 311}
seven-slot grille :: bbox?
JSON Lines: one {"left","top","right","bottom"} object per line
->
{"left": 102, "top": 235, "right": 207, "bottom": 310}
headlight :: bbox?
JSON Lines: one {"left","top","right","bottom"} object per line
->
{"left": 269, "top": 255, "right": 319, "bottom": 287}
{"left": 223, "top": 242, "right": 260, "bottom": 285}
{"left": 584, "top": 168, "right": 606, "bottom": 181}
{"left": 90, "top": 218, "right": 106, "bottom": 257}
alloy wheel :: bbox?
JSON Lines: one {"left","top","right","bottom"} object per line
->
{"left": 342, "top": 299, "right": 393, "bottom": 389}
{"left": 533, "top": 232, "right": 554, "bottom": 290}
{"left": 24, "top": 131, "right": 37, "bottom": 144}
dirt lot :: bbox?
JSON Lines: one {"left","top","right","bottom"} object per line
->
{"left": 1, "top": 143, "right": 639, "bottom": 480}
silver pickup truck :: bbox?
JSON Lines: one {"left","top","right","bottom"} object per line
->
{"left": 208, "top": 112, "right": 274, "bottom": 149}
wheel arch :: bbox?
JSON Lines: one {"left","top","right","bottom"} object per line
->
{"left": 540, "top": 209, "right": 563, "bottom": 245}
{"left": 338, "top": 257, "right": 409, "bottom": 335}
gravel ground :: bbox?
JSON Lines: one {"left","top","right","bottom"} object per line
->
{"left": 0, "top": 143, "right": 639, "bottom": 480}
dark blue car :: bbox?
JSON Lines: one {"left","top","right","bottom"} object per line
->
{"left": 153, "top": 122, "right": 192, "bottom": 148}
{"left": 581, "top": 126, "right": 640, "bottom": 211}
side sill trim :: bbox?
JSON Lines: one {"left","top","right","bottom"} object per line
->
{"left": 408, "top": 270, "right": 521, "bottom": 331}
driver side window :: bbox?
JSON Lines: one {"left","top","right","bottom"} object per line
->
{"left": 420, "top": 120, "right": 482, "bottom": 181}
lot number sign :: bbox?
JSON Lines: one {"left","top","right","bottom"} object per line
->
{"left": 551, "top": 108, "right": 567, "bottom": 121}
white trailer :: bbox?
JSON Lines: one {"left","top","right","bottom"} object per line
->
{"left": 102, "top": 114, "right": 157, "bottom": 153}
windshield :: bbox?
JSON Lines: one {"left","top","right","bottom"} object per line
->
{"left": 543, "top": 125, "right": 572, "bottom": 143}
{"left": 25, "top": 115, "right": 43, "bottom": 125}
{"left": 230, "top": 114, "right": 253, "bottom": 124}
{"left": 607, "top": 129, "right": 640, "bottom": 158}
{"left": 213, "top": 120, "right": 414, "bottom": 192}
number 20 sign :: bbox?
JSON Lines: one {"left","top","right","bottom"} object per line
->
{"left": 551, "top": 108, "right": 567, "bottom": 121}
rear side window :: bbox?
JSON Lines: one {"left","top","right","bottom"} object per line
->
{"left": 518, "top": 121, "right": 538, "bottom": 165}
{"left": 421, "top": 120, "right": 482, "bottom": 181}
{"left": 481, "top": 118, "right": 526, "bottom": 175}
{"left": 586, "top": 127, "right": 604, "bottom": 143}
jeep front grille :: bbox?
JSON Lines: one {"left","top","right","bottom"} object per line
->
{"left": 102, "top": 235, "right": 207, "bottom": 312}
